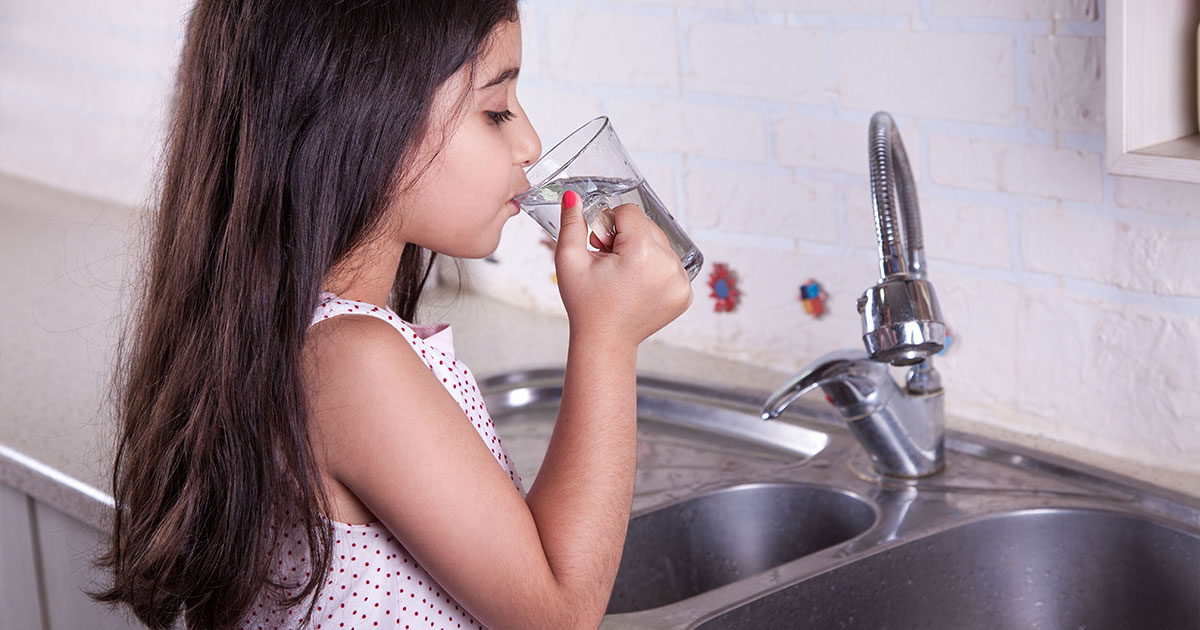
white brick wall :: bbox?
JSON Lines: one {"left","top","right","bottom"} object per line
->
{"left": 1028, "top": 35, "right": 1105, "bottom": 135}
{"left": 0, "top": 0, "right": 189, "bottom": 207}
{"left": 1014, "top": 289, "right": 1200, "bottom": 460}
{"left": 3, "top": 0, "right": 1199, "bottom": 491}
{"left": 774, "top": 116, "right": 870, "bottom": 174}
{"left": 921, "top": 199, "right": 1012, "bottom": 270}
{"left": 684, "top": 167, "right": 838, "bottom": 244}
{"left": 931, "top": 273, "right": 1021, "bottom": 420}
{"left": 1020, "top": 208, "right": 1200, "bottom": 297}
{"left": 929, "top": 135, "right": 1104, "bottom": 202}
{"left": 544, "top": 9, "right": 679, "bottom": 88}
{"left": 836, "top": 30, "right": 1016, "bottom": 124}
{"left": 759, "top": 0, "right": 919, "bottom": 14}
{"left": 494, "top": 0, "right": 1200, "bottom": 490}
{"left": 1115, "top": 175, "right": 1200, "bottom": 219}
{"left": 686, "top": 22, "right": 827, "bottom": 103}
{"left": 932, "top": 0, "right": 1097, "bottom": 21}
{"left": 606, "top": 99, "right": 767, "bottom": 162}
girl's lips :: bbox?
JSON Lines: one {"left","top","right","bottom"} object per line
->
{"left": 506, "top": 200, "right": 521, "bottom": 215}
{"left": 511, "top": 183, "right": 532, "bottom": 200}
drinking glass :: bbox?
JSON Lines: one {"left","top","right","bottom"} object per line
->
{"left": 512, "top": 116, "right": 704, "bottom": 281}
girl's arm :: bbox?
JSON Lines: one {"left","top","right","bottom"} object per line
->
{"left": 520, "top": 195, "right": 696, "bottom": 625}
{"left": 521, "top": 325, "right": 639, "bottom": 626}
{"left": 306, "top": 198, "right": 691, "bottom": 629}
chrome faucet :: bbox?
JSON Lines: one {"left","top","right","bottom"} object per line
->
{"left": 762, "top": 112, "right": 947, "bottom": 478}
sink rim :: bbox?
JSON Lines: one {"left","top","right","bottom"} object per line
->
{"left": 623, "top": 479, "right": 880, "bottom": 521}
{"left": 612, "top": 502, "right": 1200, "bottom": 629}
{"left": 715, "top": 502, "right": 1200, "bottom": 588}
{"left": 694, "top": 504, "right": 1200, "bottom": 630}
{"left": 475, "top": 367, "right": 1200, "bottom": 630}
{"left": 481, "top": 366, "right": 1200, "bottom": 524}
{"left": 610, "top": 480, "right": 881, "bottom": 614}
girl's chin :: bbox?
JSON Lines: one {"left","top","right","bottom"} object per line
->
{"left": 430, "top": 217, "right": 510, "bottom": 259}
{"left": 463, "top": 236, "right": 505, "bottom": 260}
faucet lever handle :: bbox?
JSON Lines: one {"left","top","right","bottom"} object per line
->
{"left": 761, "top": 350, "right": 892, "bottom": 420}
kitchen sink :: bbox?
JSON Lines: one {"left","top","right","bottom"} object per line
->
{"left": 699, "top": 508, "right": 1200, "bottom": 630}
{"left": 479, "top": 369, "right": 1200, "bottom": 630}
{"left": 607, "top": 483, "right": 876, "bottom": 614}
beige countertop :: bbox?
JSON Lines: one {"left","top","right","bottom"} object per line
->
{"left": 2, "top": 172, "right": 1196, "bottom": 532}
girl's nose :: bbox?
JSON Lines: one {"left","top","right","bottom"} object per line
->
{"left": 514, "top": 115, "right": 541, "bottom": 168}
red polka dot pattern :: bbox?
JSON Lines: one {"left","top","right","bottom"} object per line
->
{"left": 236, "top": 293, "right": 525, "bottom": 629}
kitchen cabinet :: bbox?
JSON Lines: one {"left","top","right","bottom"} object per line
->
{"left": 1107, "top": 0, "right": 1200, "bottom": 182}
{"left": 1, "top": 484, "right": 43, "bottom": 630}
{"left": 0, "top": 482, "right": 144, "bottom": 630}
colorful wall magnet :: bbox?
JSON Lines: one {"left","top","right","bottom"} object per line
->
{"left": 799, "top": 279, "right": 825, "bottom": 318}
{"left": 707, "top": 263, "right": 741, "bottom": 312}
{"left": 937, "top": 327, "right": 955, "bottom": 356}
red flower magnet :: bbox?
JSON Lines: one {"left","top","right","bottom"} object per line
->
{"left": 707, "top": 263, "right": 741, "bottom": 312}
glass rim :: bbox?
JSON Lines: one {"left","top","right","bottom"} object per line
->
{"left": 513, "top": 116, "right": 610, "bottom": 202}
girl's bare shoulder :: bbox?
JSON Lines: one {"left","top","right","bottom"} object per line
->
{"left": 307, "top": 311, "right": 406, "bottom": 356}
{"left": 302, "top": 309, "right": 439, "bottom": 424}
{"left": 301, "top": 312, "right": 455, "bottom": 485}
{"left": 302, "top": 314, "right": 427, "bottom": 524}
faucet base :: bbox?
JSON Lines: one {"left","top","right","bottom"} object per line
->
{"left": 846, "top": 450, "right": 947, "bottom": 484}
{"left": 843, "top": 387, "right": 945, "bottom": 478}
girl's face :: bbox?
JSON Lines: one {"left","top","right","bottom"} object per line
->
{"left": 394, "top": 19, "right": 541, "bottom": 259}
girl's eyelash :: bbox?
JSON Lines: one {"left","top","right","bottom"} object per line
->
{"left": 486, "top": 110, "right": 516, "bottom": 125}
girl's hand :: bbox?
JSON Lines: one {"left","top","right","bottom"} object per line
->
{"left": 553, "top": 190, "right": 694, "bottom": 346}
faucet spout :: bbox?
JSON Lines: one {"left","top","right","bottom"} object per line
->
{"left": 762, "top": 351, "right": 945, "bottom": 478}
{"left": 761, "top": 111, "right": 948, "bottom": 478}
{"left": 860, "top": 112, "right": 946, "bottom": 366}
{"left": 760, "top": 350, "right": 893, "bottom": 421}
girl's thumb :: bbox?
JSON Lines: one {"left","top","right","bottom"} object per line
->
{"left": 556, "top": 190, "right": 586, "bottom": 254}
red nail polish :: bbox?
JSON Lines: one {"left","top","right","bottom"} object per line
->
{"left": 562, "top": 190, "right": 578, "bottom": 208}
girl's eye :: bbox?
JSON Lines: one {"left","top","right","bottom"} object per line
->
{"left": 486, "top": 110, "right": 517, "bottom": 126}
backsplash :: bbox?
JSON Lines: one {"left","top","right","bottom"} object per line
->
{"left": 462, "top": 0, "right": 1200, "bottom": 488}
{"left": 0, "top": 0, "right": 1196, "bottom": 490}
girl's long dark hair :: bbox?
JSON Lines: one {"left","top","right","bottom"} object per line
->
{"left": 94, "top": 1, "right": 518, "bottom": 628}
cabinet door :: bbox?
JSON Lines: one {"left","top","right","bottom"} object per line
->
{"left": 34, "top": 501, "right": 146, "bottom": 630}
{"left": 1, "top": 484, "right": 44, "bottom": 630}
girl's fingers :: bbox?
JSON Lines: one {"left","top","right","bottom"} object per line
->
{"left": 609, "top": 203, "right": 647, "bottom": 234}
{"left": 589, "top": 231, "right": 612, "bottom": 253}
{"left": 555, "top": 190, "right": 586, "bottom": 261}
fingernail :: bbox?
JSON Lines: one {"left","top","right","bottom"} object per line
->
{"left": 562, "top": 190, "right": 578, "bottom": 208}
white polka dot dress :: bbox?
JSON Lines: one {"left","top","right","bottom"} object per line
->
{"left": 235, "top": 292, "right": 525, "bottom": 630}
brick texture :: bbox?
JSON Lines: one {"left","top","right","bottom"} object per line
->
{"left": 686, "top": 22, "right": 827, "bottom": 103}
{"left": 1028, "top": 35, "right": 1105, "bottom": 135}
{"left": 837, "top": 30, "right": 1016, "bottom": 124}
{"left": 932, "top": 0, "right": 1098, "bottom": 20}
{"left": 929, "top": 135, "right": 1102, "bottom": 202}
{"left": 3, "top": 0, "right": 1198, "bottom": 492}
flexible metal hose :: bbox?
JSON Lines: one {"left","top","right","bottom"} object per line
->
{"left": 868, "top": 112, "right": 925, "bottom": 280}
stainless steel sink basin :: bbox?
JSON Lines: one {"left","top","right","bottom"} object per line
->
{"left": 699, "top": 508, "right": 1200, "bottom": 630}
{"left": 607, "top": 483, "right": 876, "bottom": 614}
{"left": 479, "top": 369, "right": 1200, "bottom": 630}
{"left": 482, "top": 369, "right": 833, "bottom": 509}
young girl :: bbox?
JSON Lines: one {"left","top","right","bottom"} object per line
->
{"left": 95, "top": 1, "right": 693, "bottom": 629}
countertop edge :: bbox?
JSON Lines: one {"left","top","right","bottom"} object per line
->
{"left": 0, "top": 443, "right": 114, "bottom": 532}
